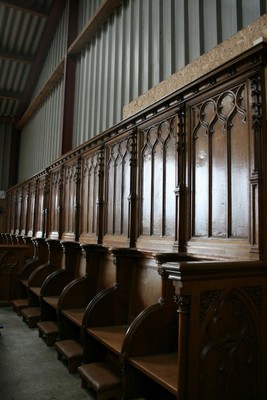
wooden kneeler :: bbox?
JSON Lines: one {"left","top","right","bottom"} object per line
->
{"left": 55, "top": 339, "right": 83, "bottom": 373}
{"left": 11, "top": 298, "right": 28, "bottom": 315}
{"left": 37, "top": 321, "right": 58, "bottom": 346}
{"left": 78, "top": 362, "right": 121, "bottom": 400}
{"left": 21, "top": 307, "right": 41, "bottom": 328}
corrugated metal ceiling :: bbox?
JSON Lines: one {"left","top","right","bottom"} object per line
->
{"left": 0, "top": 0, "right": 64, "bottom": 122}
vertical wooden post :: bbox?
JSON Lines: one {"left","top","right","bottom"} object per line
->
{"left": 61, "top": 0, "right": 79, "bottom": 155}
{"left": 174, "top": 292, "right": 191, "bottom": 400}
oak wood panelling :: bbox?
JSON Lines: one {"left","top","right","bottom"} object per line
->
{"left": 162, "top": 260, "right": 267, "bottom": 400}
{"left": 199, "top": 288, "right": 259, "bottom": 400}
{"left": 19, "top": 183, "right": 29, "bottom": 236}
{"left": 187, "top": 80, "right": 256, "bottom": 259}
{"left": 48, "top": 166, "right": 63, "bottom": 239}
{"left": 5, "top": 42, "right": 267, "bottom": 262}
{"left": 8, "top": 189, "right": 18, "bottom": 237}
{"left": 61, "top": 157, "right": 81, "bottom": 242}
{"left": 35, "top": 173, "right": 49, "bottom": 238}
{"left": 136, "top": 113, "right": 178, "bottom": 251}
{"left": 26, "top": 178, "right": 38, "bottom": 238}
{"left": 79, "top": 146, "right": 104, "bottom": 244}
{"left": 103, "top": 131, "right": 135, "bottom": 247}
{"left": 15, "top": 186, "right": 22, "bottom": 236}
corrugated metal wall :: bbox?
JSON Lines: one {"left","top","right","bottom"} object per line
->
{"left": 32, "top": 3, "right": 68, "bottom": 98}
{"left": 72, "top": 0, "right": 267, "bottom": 147}
{"left": 18, "top": 76, "right": 64, "bottom": 183}
{"left": 18, "top": 3, "right": 68, "bottom": 182}
{"left": 17, "top": 0, "right": 267, "bottom": 180}
{"left": 77, "top": 0, "right": 102, "bottom": 32}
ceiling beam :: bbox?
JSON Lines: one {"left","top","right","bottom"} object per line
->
{"left": 0, "top": 50, "right": 32, "bottom": 64}
{"left": 0, "top": 89, "right": 21, "bottom": 100}
{"left": 0, "top": 0, "right": 50, "bottom": 18}
{"left": 0, "top": 115, "right": 14, "bottom": 123}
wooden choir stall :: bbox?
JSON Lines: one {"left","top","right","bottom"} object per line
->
{"left": 1, "top": 41, "right": 267, "bottom": 400}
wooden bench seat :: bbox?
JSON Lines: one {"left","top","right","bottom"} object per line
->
{"left": 42, "top": 296, "right": 59, "bottom": 309}
{"left": 12, "top": 238, "right": 50, "bottom": 305}
{"left": 80, "top": 249, "right": 196, "bottom": 399}
{"left": 61, "top": 308, "right": 85, "bottom": 326}
{"left": 56, "top": 244, "right": 115, "bottom": 340}
{"left": 39, "top": 241, "right": 82, "bottom": 322}
{"left": 51, "top": 245, "right": 116, "bottom": 372}
{"left": 30, "top": 287, "right": 41, "bottom": 296}
{"left": 26, "top": 239, "right": 63, "bottom": 308}
{"left": 87, "top": 325, "right": 128, "bottom": 355}
{"left": 129, "top": 352, "right": 178, "bottom": 396}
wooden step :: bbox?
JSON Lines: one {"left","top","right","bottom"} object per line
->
{"left": 21, "top": 307, "right": 41, "bottom": 328}
{"left": 10, "top": 298, "right": 28, "bottom": 315}
{"left": 37, "top": 320, "right": 58, "bottom": 346}
{"left": 55, "top": 339, "right": 83, "bottom": 373}
{"left": 78, "top": 362, "right": 121, "bottom": 400}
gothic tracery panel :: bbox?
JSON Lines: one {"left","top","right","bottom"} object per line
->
{"left": 137, "top": 115, "right": 177, "bottom": 249}
{"left": 104, "top": 135, "right": 132, "bottom": 243}
{"left": 79, "top": 148, "right": 103, "bottom": 243}
{"left": 191, "top": 84, "right": 249, "bottom": 240}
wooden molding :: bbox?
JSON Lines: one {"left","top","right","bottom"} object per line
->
{"left": 68, "top": 0, "right": 123, "bottom": 55}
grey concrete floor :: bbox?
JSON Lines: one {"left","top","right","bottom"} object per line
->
{"left": 0, "top": 306, "right": 95, "bottom": 400}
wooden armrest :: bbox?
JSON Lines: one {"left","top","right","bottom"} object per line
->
{"left": 19, "top": 258, "right": 39, "bottom": 279}
{"left": 40, "top": 269, "right": 73, "bottom": 297}
{"left": 129, "top": 352, "right": 178, "bottom": 396}
{"left": 28, "top": 263, "right": 58, "bottom": 286}
{"left": 58, "top": 276, "right": 92, "bottom": 309}
{"left": 83, "top": 286, "right": 123, "bottom": 327}
{"left": 88, "top": 325, "right": 129, "bottom": 355}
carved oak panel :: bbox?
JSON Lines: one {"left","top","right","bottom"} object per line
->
{"left": 191, "top": 84, "right": 249, "bottom": 239}
{"left": 48, "top": 167, "right": 63, "bottom": 239}
{"left": 200, "top": 287, "right": 260, "bottom": 400}
{"left": 137, "top": 114, "right": 178, "bottom": 250}
{"left": 35, "top": 174, "right": 49, "bottom": 238}
{"left": 79, "top": 147, "right": 103, "bottom": 243}
{"left": 19, "top": 183, "right": 29, "bottom": 236}
{"left": 103, "top": 133, "right": 134, "bottom": 246}
{"left": 61, "top": 158, "right": 80, "bottom": 241}
{"left": 26, "top": 179, "right": 37, "bottom": 237}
